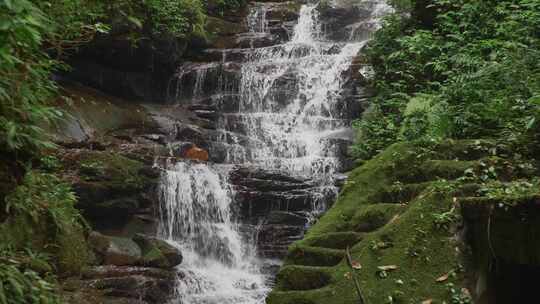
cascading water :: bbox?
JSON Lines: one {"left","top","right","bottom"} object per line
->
{"left": 159, "top": 162, "right": 266, "bottom": 303}
{"left": 158, "top": 1, "right": 392, "bottom": 303}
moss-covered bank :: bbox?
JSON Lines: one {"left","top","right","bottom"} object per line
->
{"left": 268, "top": 139, "right": 540, "bottom": 303}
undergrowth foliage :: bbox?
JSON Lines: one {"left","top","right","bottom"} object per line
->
{"left": 352, "top": 0, "right": 540, "bottom": 160}
{"left": 5, "top": 171, "right": 84, "bottom": 233}
{"left": 0, "top": 1, "right": 62, "bottom": 155}
{"left": 0, "top": 0, "right": 248, "bottom": 301}
{"left": 0, "top": 263, "right": 60, "bottom": 304}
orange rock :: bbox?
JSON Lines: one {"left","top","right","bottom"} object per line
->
{"left": 184, "top": 146, "right": 209, "bottom": 162}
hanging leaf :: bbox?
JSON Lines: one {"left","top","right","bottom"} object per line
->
{"left": 436, "top": 273, "right": 449, "bottom": 282}
{"left": 377, "top": 265, "right": 398, "bottom": 271}
{"left": 127, "top": 16, "right": 143, "bottom": 29}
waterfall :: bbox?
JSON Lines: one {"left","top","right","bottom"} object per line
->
{"left": 159, "top": 162, "right": 266, "bottom": 303}
{"left": 158, "top": 1, "right": 392, "bottom": 303}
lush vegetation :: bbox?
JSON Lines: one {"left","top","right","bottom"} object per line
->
{"left": 0, "top": 247, "right": 60, "bottom": 304}
{"left": 0, "top": 0, "right": 241, "bottom": 161}
{"left": 352, "top": 0, "right": 540, "bottom": 160}
{"left": 0, "top": 0, "right": 246, "bottom": 302}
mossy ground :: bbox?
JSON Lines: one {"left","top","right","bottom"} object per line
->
{"left": 268, "top": 141, "right": 489, "bottom": 304}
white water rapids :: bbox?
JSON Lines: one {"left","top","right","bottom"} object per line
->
{"left": 158, "top": 1, "right": 392, "bottom": 303}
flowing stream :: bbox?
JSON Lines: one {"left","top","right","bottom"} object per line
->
{"left": 157, "top": 1, "right": 392, "bottom": 303}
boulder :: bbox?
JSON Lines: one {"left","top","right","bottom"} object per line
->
{"left": 133, "top": 234, "right": 183, "bottom": 268}
{"left": 89, "top": 232, "right": 142, "bottom": 266}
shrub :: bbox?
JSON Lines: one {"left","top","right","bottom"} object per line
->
{"left": 351, "top": 0, "right": 540, "bottom": 160}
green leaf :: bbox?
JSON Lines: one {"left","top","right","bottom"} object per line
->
{"left": 0, "top": 19, "right": 11, "bottom": 31}
{"left": 528, "top": 95, "right": 540, "bottom": 106}
{"left": 526, "top": 117, "right": 536, "bottom": 130}
{"left": 127, "top": 16, "right": 143, "bottom": 29}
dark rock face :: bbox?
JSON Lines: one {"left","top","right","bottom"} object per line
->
{"left": 62, "top": 265, "right": 179, "bottom": 303}
{"left": 84, "top": 232, "right": 182, "bottom": 303}
{"left": 229, "top": 166, "right": 334, "bottom": 258}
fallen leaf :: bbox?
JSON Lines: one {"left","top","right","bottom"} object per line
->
{"left": 344, "top": 272, "right": 352, "bottom": 280}
{"left": 461, "top": 287, "right": 472, "bottom": 298}
{"left": 422, "top": 299, "right": 433, "bottom": 304}
{"left": 377, "top": 265, "right": 398, "bottom": 271}
{"left": 436, "top": 273, "right": 449, "bottom": 282}
{"left": 351, "top": 261, "right": 362, "bottom": 270}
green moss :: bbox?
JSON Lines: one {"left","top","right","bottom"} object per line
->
{"left": 350, "top": 204, "right": 404, "bottom": 232}
{"left": 303, "top": 232, "right": 364, "bottom": 249}
{"left": 286, "top": 245, "right": 344, "bottom": 267}
{"left": 268, "top": 142, "right": 472, "bottom": 304}
{"left": 78, "top": 151, "right": 144, "bottom": 186}
{"left": 305, "top": 142, "right": 423, "bottom": 237}
{"left": 368, "top": 182, "right": 431, "bottom": 204}
{"left": 275, "top": 265, "right": 331, "bottom": 291}
{"left": 417, "top": 160, "right": 476, "bottom": 181}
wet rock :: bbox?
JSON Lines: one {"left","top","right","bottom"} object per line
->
{"left": 92, "top": 197, "right": 140, "bottom": 218}
{"left": 188, "top": 104, "right": 218, "bottom": 112}
{"left": 265, "top": 69, "right": 299, "bottom": 108}
{"left": 266, "top": 211, "right": 309, "bottom": 226}
{"left": 89, "top": 232, "right": 142, "bottom": 266}
{"left": 318, "top": 2, "right": 372, "bottom": 41}
{"left": 94, "top": 275, "right": 173, "bottom": 302}
{"left": 176, "top": 125, "right": 208, "bottom": 149}
{"left": 257, "top": 224, "right": 305, "bottom": 258}
{"left": 194, "top": 109, "right": 218, "bottom": 120}
{"left": 234, "top": 189, "right": 314, "bottom": 218}
{"left": 138, "top": 166, "right": 161, "bottom": 179}
{"left": 205, "top": 16, "right": 247, "bottom": 49}
{"left": 236, "top": 32, "right": 281, "bottom": 48}
{"left": 82, "top": 265, "right": 177, "bottom": 280}
{"left": 133, "top": 234, "right": 183, "bottom": 268}
{"left": 141, "top": 134, "right": 167, "bottom": 144}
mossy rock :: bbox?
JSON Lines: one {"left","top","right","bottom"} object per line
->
{"left": 462, "top": 194, "right": 540, "bottom": 266}
{"left": 88, "top": 232, "right": 142, "bottom": 266}
{"left": 286, "top": 245, "right": 344, "bottom": 267}
{"left": 268, "top": 142, "right": 474, "bottom": 304}
{"left": 419, "top": 160, "right": 476, "bottom": 180}
{"left": 77, "top": 151, "right": 145, "bottom": 186}
{"left": 133, "top": 234, "right": 182, "bottom": 269}
{"left": 303, "top": 232, "right": 364, "bottom": 249}
{"left": 275, "top": 265, "right": 331, "bottom": 291}
{"left": 69, "top": 151, "right": 157, "bottom": 218}
{"left": 368, "top": 182, "right": 431, "bottom": 204}
{"left": 350, "top": 204, "right": 404, "bottom": 232}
